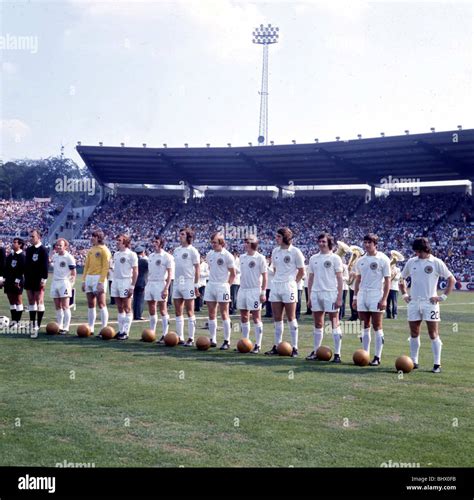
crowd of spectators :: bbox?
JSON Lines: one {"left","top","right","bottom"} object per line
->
{"left": 0, "top": 193, "right": 471, "bottom": 281}
{"left": 0, "top": 199, "right": 63, "bottom": 237}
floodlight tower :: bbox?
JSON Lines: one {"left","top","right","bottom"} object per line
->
{"left": 252, "top": 23, "right": 279, "bottom": 146}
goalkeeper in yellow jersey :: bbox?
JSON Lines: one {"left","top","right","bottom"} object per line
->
{"left": 82, "top": 229, "right": 112, "bottom": 336}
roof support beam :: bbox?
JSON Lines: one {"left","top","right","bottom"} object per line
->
{"left": 156, "top": 152, "right": 198, "bottom": 187}
{"left": 415, "top": 141, "right": 470, "bottom": 178}
{"left": 237, "top": 152, "right": 288, "bottom": 188}
{"left": 314, "top": 148, "right": 380, "bottom": 184}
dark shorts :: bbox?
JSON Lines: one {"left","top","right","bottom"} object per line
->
{"left": 4, "top": 282, "right": 24, "bottom": 295}
{"left": 24, "top": 279, "right": 43, "bottom": 292}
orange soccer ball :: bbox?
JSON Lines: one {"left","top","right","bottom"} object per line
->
{"left": 196, "top": 336, "right": 211, "bottom": 351}
{"left": 316, "top": 345, "right": 333, "bottom": 361}
{"left": 395, "top": 355, "right": 414, "bottom": 373}
{"left": 100, "top": 326, "right": 116, "bottom": 340}
{"left": 164, "top": 331, "right": 179, "bottom": 347}
{"left": 76, "top": 324, "right": 91, "bottom": 337}
{"left": 141, "top": 328, "right": 156, "bottom": 343}
{"left": 353, "top": 349, "right": 370, "bottom": 366}
{"left": 237, "top": 338, "right": 253, "bottom": 353}
{"left": 277, "top": 341, "right": 293, "bottom": 356}
{"left": 46, "top": 322, "right": 60, "bottom": 335}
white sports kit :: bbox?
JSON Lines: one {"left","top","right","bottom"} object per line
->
{"left": 401, "top": 256, "right": 453, "bottom": 322}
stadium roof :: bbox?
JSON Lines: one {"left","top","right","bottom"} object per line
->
{"left": 77, "top": 129, "right": 474, "bottom": 188}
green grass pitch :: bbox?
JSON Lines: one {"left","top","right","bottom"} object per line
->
{"left": 0, "top": 278, "right": 472, "bottom": 467}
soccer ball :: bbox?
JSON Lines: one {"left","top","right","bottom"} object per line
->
{"left": 142, "top": 328, "right": 156, "bottom": 343}
{"left": 164, "top": 331, "right": 179, "bottom": 346}
{"left": 46, "top": 322, "right": 60, "bottom": 335}
{"left": 0, "top": 316, "right": 10, "bottom": 329}
{"left": 196, "top": 336, "right": 211, "bottom": 351}
{"left": 277, "top": 341, "right": 292, "bottom": 356}
{"left": 100, "top": 326, "right": 116, "bottom": 340}
{"left": 76, "top": 324, "right": 91, "bottom": 337}
{"left": 237, "top": 338, "right": 253, "bottom": 353}
{"left": 353, "top": 349, "right": 370, "bottom": 366}
{"left": 395, "top": 355, "right": 414, "bottom": 373}
{"left": 316, "top": 345, "right": 333, "bottom": 361}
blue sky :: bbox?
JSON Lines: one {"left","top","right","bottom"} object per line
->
{"left": 1, "top": 0, "right": 473, "bottom": 167}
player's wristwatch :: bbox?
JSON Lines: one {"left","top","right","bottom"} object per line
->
{"left": 439, "top": 294, "right": 448, "bottom": 301}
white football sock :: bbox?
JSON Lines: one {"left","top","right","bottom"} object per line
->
{"left": 55, "top": 309, "right": 64, "bottom": 329}
{"left": 431, "top": 337, "right": 442, "bottom": 365}
{"left": 149, "top": 314, "right": 158, "bottom": 333}
{"left": 223, "top": 319, "right": 231, "bottom": 342}
{"left": 410, "top": 336, "right": 420, "bottom": 364}
{"left": 332, "top": 327, "right": 342, "bottom": 355}
{"left": 175, "top": 316, "right": 184, "bottom": 340}
{"left": 100, "top": 306, "right": 108, "bottom": 328}
{"left": 124, "top": 312, "right": 133, "bottom": 335}
{"left": 162, "top": 314, "right": 170, "bottom": 336}
{"left": 188, "top": 316, "right": 196, "bottom": 340}
{"left": 375, "top": 329, "right": 384, "bottom": 359}
{"left": 362, "top": 327, "right": 371, "bottom": 354}
{"left": 289, "top": 319, "right": 298, "bottom": 349}
{"left": 313, "top": 327, "right": 323, "bottom": 350}
{"left": 255, "top": 322, "right": 263, "bottom": 347}
{"left": 241, "top": 322, "right": 250, "bottom": 339}
{"left": 208, "top": 319, "right": 217, "bottom": 343}
{"left": 274, "top": 320, "right": 284, "bottom": 345}
{"left": 87, "top": 308, "right": 96, "bottom": 330}
{"left": 63, "top": 308, "right": 72, "bottom": 331}
{"left": 118, "top": 312, "right": 126, "bottom": 332}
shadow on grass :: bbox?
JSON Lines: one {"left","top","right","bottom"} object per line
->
{"left": 10, "top": 332, "right": 401, "bottom": 376}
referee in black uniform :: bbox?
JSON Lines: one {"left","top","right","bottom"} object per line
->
{"left": 4, "top": 238, "right": 26, "bottom": 324}
{"left": 25, "top": 230, "right": 49, "bottom": 337}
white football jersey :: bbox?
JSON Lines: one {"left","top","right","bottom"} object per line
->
{"left": 308, "top": 252, "right": 343, "bottom": 292}
{"left": 206, "top": 248, "right": 235, "bottom": 284}
{"left": 342, "top": 263, "right": 349, "bottom": 291}
{"left": 148, "top": 250, "right": 173, "bottom": 281}
{"left": 239, "top": 251, "right": 267, "bottom": 290}
{"left": 52, "top": 251, "right": 76, "bottom": 281}
{"left": 112, "top": 249, "right": 138, "bottom": 279}
{"left": 355, "top": 251, "right": 391, "bottom": 292}
{"left": 401, "top": 255, "right": 453, "bottom": 299}
{"left": 173, "top": 245, "right": 200, "bottom": 281}
{"left": 271, "top": 245, "right": 305, "bottom": 283}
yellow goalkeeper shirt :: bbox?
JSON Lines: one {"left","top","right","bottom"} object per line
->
{"left": 83, "top": 245, "right": 111, "bottom": 283}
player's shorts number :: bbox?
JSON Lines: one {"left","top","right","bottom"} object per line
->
{"left": 190, "top": 289, "right": 194, "bottom": 297}
{"left": 290, "top": 292, "right": 295, "bottom": 301}
{"left": 254, "top": 301, "right": 259, "bottom": 309}
{"left": 430, "top": 310, "right": 440, "bottom": 320}
{"left": 224, "top": 293, "right": 230, "bottom": 300}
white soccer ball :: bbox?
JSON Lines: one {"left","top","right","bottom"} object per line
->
{"left": 0, "top": 316, "right": 10, "bottom": 329}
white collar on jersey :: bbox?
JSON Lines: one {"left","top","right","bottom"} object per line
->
{"left": 34, "top": 242, "right": 42, "bottom": 248}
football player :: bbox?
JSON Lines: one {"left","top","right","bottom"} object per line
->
{"left": 25, "top": 230, "right": 49, "bottom": 338}
{"left": 204, "top": 232, "right": 236, "bottom": 350}
{"left": 352, "top": 233, "right": 391, "bottom": 366}
{"left": 111, "top": 234, "right": 138, "bottom": 340}
{"left": 50, "top": 238, "right": 76, "bottom": 334}
{"left": 399, "top": 237, "right": 455, "bottom": 373}
{"left": 172, "top": 227, "right": 200, "bottom": 346}
{"left": 3, "top": 237, "right": 26, "bottom": 325}
{"left": 145, "top": 236, "right": 174, "bottom": 343}
{"left": 265, "top": 227, "right": 305, "bottom": 357}
{"left": 306, "top": 233, "right": 344, "bottom": 362}
{"left": 82, "top": 230, "right": 112, "bottom": 336}
{"left": 237, "top": 235, "right": 267, "bottom": 353}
